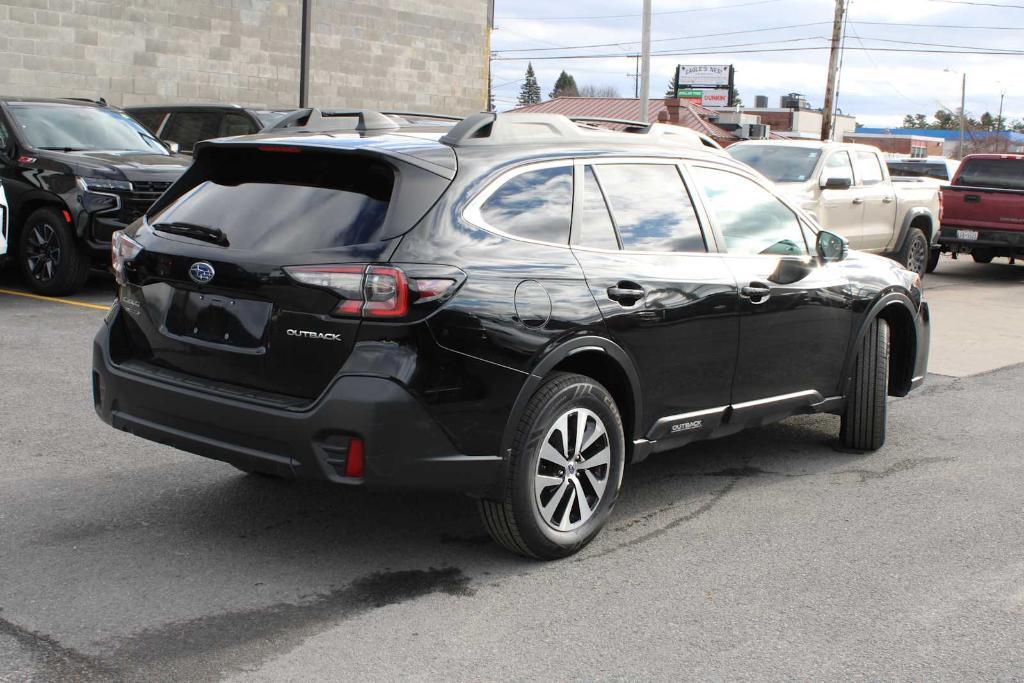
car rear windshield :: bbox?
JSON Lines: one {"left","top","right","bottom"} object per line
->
{"left": 728, "top": 145, "right": 822, "bottom": 183}
{"left": 887, "top": 162, "right": 948, "bottom": 180}
{"left": 954, "top": 158, "right": 1024, "bottom": 191}
{"left": 149, "top": 148, "right": 394, "bottom": 252}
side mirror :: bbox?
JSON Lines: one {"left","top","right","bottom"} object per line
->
{"left": 821, "top": 176, "right": 852, "bottom": 190}
{"left": 817, "top": 230, "right": 849, "bottom": 263}
{"left": 165, "top": 141, "right": 180, "bottom": 154}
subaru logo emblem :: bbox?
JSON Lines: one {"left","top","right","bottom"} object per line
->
{"left": 189, "top": 262, "right": 215, "bottom": 284}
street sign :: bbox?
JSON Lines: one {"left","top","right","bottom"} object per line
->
{"left": 676, "top": 88, "right": 703, "bottom": 99}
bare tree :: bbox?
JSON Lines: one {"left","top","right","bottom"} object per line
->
{"left": 578, "top": 84, "right": 621, "bottom": 97}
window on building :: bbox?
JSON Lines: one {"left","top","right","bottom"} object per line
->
{"left": 594, "top": 164, "right": 707, "bottom": 253}
{"left": 479, "top": 165, "right": 573, "bottom": 243}
{"left": 691, "top": 166, "right": 808, "bottom": 257}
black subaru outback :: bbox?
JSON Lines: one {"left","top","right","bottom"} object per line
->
{"left": 93, "top": 112, "right": 930, "bottom": 559}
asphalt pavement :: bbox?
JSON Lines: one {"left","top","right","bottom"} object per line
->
{"left": 1, "top": 257, "right": 1022, "bottom": 681}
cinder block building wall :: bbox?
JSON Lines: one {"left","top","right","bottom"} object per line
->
{"left": 0, "top": 0, "right": 489, "bottom": 113}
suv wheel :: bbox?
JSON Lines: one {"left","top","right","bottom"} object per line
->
{"left": 479, "top": 372, "right": 625, "bottom": 559}
{"left": 898, "top": 228, "right": 929, "bottom": 277}
{"left": 840, "top": 318, "right": 890, "bottom": 451}
{"left": 18, "top": 207, "right": 90, "bottom": 296}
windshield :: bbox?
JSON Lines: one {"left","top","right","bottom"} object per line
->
{"left": 8, "top": 104, "right": 169, "bottom": 154}
{"left": 729, "top": 145, "right": 822, "bottom": 183}
{"left": 954, "top": 158, "right": 1024, "bottom": 191}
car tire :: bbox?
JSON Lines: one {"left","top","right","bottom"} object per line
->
{"left": 897, "top": 227, "right": 929, "bottom": 278}
{"left": 972, "top": 251, "right": 993, "bottom": 264}
{"left": 840, "top": 318, "right": 890, "bottom": 451}
{"left": 479, "top": 372, "right": 626, "bottom": 559}
{"left": 17, "top": 207, "right": 90, "bottom": 296}
{"left": 926, "top": 248, "right": 940, "bottom": 273}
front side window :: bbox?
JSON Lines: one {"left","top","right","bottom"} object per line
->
{"left": 594, "top": 164, "right": 706, "bottom": 253}
{"left": 162, "top": 112, "right": 222, "bottom": 152}
{"left": 855, "top": 151, "right": 884, "bottom": 186}
{"left": 7, "top": 104, "right": 168, "bottom": 154}
{"left": 128, "top": 110, "right": 166, "bottom": 134}
{"left": 478, "top": 165, "right": 572, "bottom": 243}
{"left": 691, "top": 166, "right": 808, "bottom": 257}
{"left": 822, "top": 151, "right": 854, "bottom": 184}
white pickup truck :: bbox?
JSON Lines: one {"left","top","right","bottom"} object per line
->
{"left": 729, "top": 140, "right": 941, "bottom": 276}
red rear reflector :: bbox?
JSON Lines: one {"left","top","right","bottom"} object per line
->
{"left": 62, "top": 210, "right": 72, "bottom": 223}
{"left": 257, "top": 145, "right": 302, "bottom": 153}
{"left": 344, "top": 438, "right": 364, "bottom": 478}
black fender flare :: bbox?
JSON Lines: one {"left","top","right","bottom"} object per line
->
{"left": 840, "top": 291, "right": 919, "bottom": 396}
{"left": 9, "top": 190, "right": 75, "bottom": 245}
{"left": 893, "top": 208, "right": 936, "bottom": 253}
{"left": 496, "top": 335, "right": 645, "bottom": 473}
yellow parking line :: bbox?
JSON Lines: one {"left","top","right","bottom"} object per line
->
{"left": 0, "top": 288, "right": 111, "bottom": 311}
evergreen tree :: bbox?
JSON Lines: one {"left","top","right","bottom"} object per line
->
{"left": 549, "top": 70, "right": 579, "bottom": 99}
{"left": 517, "top": 63, "right": 542, "bottom": 106}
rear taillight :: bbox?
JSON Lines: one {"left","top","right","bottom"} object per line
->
{"left": 111, "top": 230, "right": 143, "bottom": 286}
{"left": 285, "top": 264, "right": 458, "bottom": 319}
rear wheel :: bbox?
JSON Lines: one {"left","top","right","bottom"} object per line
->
{"left": 972, "top": 251, "right": 994, "bottom": 264}
{"left": 840, "top": 318, "right": 890, "bottom": 451}
{"left": 17, "top": 207, "right": 90, "bottom": 295}
{"left": 479, "top": 372, "right": 625, "bottom": 559}
{"left": 897, "top": 227, "right": 929, "bottom": 277}
{"left": 926, "top": 248, "right": 940, "bottom": 273}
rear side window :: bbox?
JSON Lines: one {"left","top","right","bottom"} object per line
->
{"left": 955, "top": 158, "right": 1024, "bottom": 190}
{"left": 574, "top": 166, "right": 619, "bottom": 250}
{"left": 478, "top": 166, "right": 572, "bottom": 243}
{"left": 129, "top": 110, "right": 166, "bottom": 134}
{"left": 162, "top": 112, "right": 221, "bottom": 152}
{"left": 150, "top": 148, "right": 393, "bottom": 252}
{"left": 855, "top": 151, "right": 884, "bottom": 186}
{"left": 594, "top": 164, "right": 706, "bottom": 253}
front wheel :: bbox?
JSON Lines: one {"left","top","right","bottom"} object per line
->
{"left": 17, "top": 207, "right": 90, "bottom": 295}
{"left": 840, "top": 318, "right": 890, "bottom": 451}
{"left": 479, "top": 372, "right": 625, "bottom": 559}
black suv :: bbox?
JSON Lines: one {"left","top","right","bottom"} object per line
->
{"left": 124, "top": 104, "right": 293, "bottom": 155}
{"left": 92, "top": 112, "right": 930, "bottom": 558}
{"left": 0, "top": 97, "right": 190, "bottom": 294}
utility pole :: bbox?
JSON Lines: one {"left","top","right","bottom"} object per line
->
{"left": 820, "top": 0, "right": 845, "bottom": 141}
{"left": 958, "top": 72, "right": 966, "bottom": 159}
{"left": 997, "top": 89, "right": 1005, "bottom": 131}
{"left": 639, "top": 0, "right": 651, "bottom": 122}
{"left": 299, "top": 0, "right": 311, "bottom": 107}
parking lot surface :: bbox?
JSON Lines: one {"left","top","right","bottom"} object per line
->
{"left": 1, "top": 257, "right": 1022, "bottom": 680}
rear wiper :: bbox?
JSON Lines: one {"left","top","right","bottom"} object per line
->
{"left": 152, "top": 221, "right": 230, "bottom": 247}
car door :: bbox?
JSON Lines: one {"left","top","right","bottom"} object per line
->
{"left": 818, "top": 150, "right": 864, "bottom": 247}
{"left": 570, "top": 160, "right": 740, "bottom": 444}
{"left": 854, "top": 151, "right": 898, "bottom": 252}
{"left": 687, "top": 163, "right": 855, "bottom": 423}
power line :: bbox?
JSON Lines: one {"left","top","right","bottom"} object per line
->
{"left": 495, "top": 0, "right": 785, "bottom": 22}
{"left": 928, "top": 0, "right": 1024, "bottom": 7}
{"left": 853, "top": 20, "right": 1024, "bottom": 29}
{"left": 491, "top": 45, "right": 1024, "bottom": 61}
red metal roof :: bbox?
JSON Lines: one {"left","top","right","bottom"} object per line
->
{"left": 508, "top": 97, "right": 739, "bottom": 141}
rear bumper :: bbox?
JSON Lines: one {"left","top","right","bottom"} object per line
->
{"left": 92, "top": 313, "right": 502, "bottom": 493}
{"left": 937, "top": 225, "right": 1024, "bottom": 255}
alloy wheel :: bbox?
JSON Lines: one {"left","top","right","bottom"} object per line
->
{"left": 908, "top": 235, "right": 927, "bottom": 276}
{"left": 534, "top": 407, "right": 611, "bottom": 531}
{"left": 24, "top": 222, "right": 61, "bottom": 283}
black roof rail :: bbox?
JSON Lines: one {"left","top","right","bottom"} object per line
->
{"left": 379, "top": 111, "right": 464, "bottom": 122}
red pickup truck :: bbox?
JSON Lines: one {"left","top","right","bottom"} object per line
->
{"left": 932, "top": 153, "right": 1024, "bottom": 271}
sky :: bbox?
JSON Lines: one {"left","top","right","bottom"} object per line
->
{"left": 489, "top": 0, "right": 1024, "bottom": 128}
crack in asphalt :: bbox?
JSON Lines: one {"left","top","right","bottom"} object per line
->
{"left": 0, "top": 613, "right": 113, "bottom": 681}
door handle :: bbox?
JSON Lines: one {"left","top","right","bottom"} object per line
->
{"left": 740, "top": 283, "right": 771, "bottom": 304}
{"left": 851, "top": 197, "right": 864, "bottom": 205}
{"left": 964, "top": 194, "right": 981, "bottom": 203}
{"left": 607, "top": 282, "right": 645, "bottom": 305}
{"left": 882, "top": 196, "right": 893, "bottom": 203}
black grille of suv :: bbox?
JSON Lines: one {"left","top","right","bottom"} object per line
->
{"left": 121, "top": 181, "right": 172, "bottom": 223}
